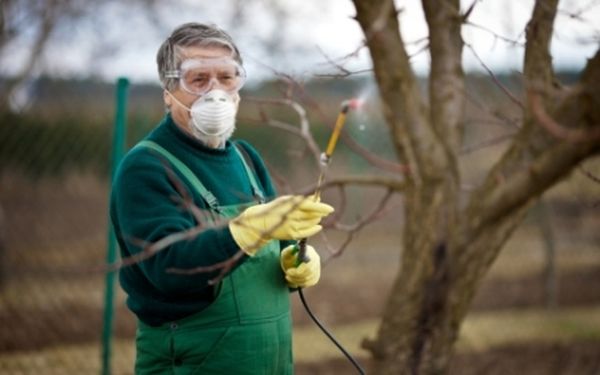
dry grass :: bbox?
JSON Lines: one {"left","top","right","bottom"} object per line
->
{"left": 1, "top": 305, "right": 598, "bottom": 373}
{"left": 0, "top": 164, "right": 598, "bottom": 373}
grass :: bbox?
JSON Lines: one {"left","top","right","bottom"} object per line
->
{"left": 0, "top": 339, "right": 135, "bottom": 375}
{"left": 1, "top": 305, "right": 598, "bottom": 373}
{"left": 0, "top": 166, "right": 598, "bottom": 373}
{"left": 294, "top": 305, "right": 600, "bottom": 362}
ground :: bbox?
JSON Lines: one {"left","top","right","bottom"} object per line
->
{"left": 0, "top": 173, "right": 598, "bottom": 374}
{"left": 0, "top": 230, "right": 598, "bottom": 374}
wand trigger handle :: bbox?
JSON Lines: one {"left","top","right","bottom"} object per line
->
{"left": 295, "top": 238, "right": 310, "bottom": 266}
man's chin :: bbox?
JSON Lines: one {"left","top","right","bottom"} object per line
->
{"left": 190, "top": 124, "right": 236, "bottom": 149}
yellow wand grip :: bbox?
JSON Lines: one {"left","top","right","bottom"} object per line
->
{"left": 325, "top": 111, "right": 347, "bottom": 157}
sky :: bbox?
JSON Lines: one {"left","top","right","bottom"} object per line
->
{"left": 1, "top": 0, "right": 599, "bottom": 86}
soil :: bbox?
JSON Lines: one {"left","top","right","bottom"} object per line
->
{"left": 293, "top": 264, "right": 600, "bottom": 325}
{"left": 296, "top": 340, "right": 600, "bottom": 374}
{"left": 1, "top": 265, "right": 599, "bottom": 374}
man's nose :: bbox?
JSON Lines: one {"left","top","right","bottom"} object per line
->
{"left": 206, "top": 76, "right": 224, "bottom": 91}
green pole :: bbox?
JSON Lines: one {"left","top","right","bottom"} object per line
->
{"left": 101, "top": 77, "right": 129, "bottom": 375}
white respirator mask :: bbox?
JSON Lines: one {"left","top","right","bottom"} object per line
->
{"left": 166, "top": 89, "right": 239, "bottom": 146}
{"left": 188, "top": 89, "right": 238, "bottom": 137}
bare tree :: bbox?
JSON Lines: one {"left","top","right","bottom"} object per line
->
{"left": 0, "top": 0, "right": 302, "bottom": 111}
{"left": 341, "top": 0, "right": 600, "bottom": 373}
{"left": 0, "top": 0, "right": 89, "bottom": 109}
{"left": 7, "top": 0, "right": 597, "bottom": 372}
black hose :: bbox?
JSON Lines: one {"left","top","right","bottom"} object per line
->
{"left": 298, "top": 288, "right": 366, "bottom": 374}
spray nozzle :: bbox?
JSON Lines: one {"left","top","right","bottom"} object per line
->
{"left": 340, "top": 98, "right": 364, "bottom": 113}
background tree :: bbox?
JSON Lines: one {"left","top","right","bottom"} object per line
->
{"left": 0, "top": 0, "right": 301, "bottom": 111}
{"left": 2, "top": 0, "right": 598, "bottom": 373}
{"left": 341, "top": 0, "right": 600, "bottom": 373}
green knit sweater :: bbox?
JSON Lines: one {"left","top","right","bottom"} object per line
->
{"left": 110, "top": 114, "right": 281, "bottom": 326}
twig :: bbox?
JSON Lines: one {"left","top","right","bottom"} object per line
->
{"left": 463, "top": 88, "right": 522, "bottom": 129}
{"left": 465, "top": 43, "right": 524, "bottom": 109}
{"left": 167, "top": 195, "right": 319, "bottom": 284}
{"left": 166, "top": 251, "right": 246, "bottom": 285}
{"left": 313, "top": 44, "right": 373, "bottom": 79}
{"left": 326, "top": 189, "right": 395, "bottom": 260}
{"left": 528, "top": 90, "right": 600, "bottom": 143}
{"left": 464, "top": 21, "right": 524, "bottom": 46}
{"left": 460, "top": 132, "right": 517, "bottom": 155}
{"left": 244, "top": 97, "right": 323, "bottom": 170}
{"left": 578, "top": 165, "right": 600, "bottom": 184}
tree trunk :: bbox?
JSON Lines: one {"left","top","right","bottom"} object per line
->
{"left": 0, "top": 204, "right": 5, "bottom": 287}
{"left": 351, "top": 0, "right": 600, "bottom": 373}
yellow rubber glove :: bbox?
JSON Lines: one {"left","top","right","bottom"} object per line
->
{"left": 280, "top": 244, "right": 321, "bottom": 288}
{"left": 229, "top": 195, "right": 334, "bottom": 256}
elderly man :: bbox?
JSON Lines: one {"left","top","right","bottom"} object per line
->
{"left": 110, "top": 23, "right": 333, "bottom": 374}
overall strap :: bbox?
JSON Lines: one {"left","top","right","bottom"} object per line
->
{"left": 135, "top": 140, "right": 220, "bottom": 211}
{"left": 233, "top": 142, "right": 265, "bottom": 203}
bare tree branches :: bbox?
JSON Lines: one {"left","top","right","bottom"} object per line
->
{"left": 244, "top": 87, "right": 409, "bottom": 175}
{"left": 464, "top": 21, "right": 524, "bottom": 46}
{"left": 465, "top": 43, "right": 524, "bottom": 110}
{"left": 313, "top": 44, "right": 373, "bottom": 79}
{"left": 462, "top": 46, "right": 600, "bottom": 250}
{"left": 0, "top": 0, "right": 93, "bottom": 109}
{"left": 317, "top": 174, "right": 406, "bottom": 193}
{"left": 322, "top": 188, "right": 396, "bottom": 260}
{"left": 423, "top": 0, "right": 465, "bottom": 156}
{"left": 467, "top": 137, "right": 599, "bottom": 244}
{"left": 166, "top": 251, "right": 246, "bottom": 285}
{"left": 579, "top": 166, "right": 600, "bottom": 184}
{"left": 524, "top": 0, "right": 559, "bottom": 90}
{"left": 114, "top": 166, "right": 335, "bottom": 285}
{"left": 529, "top": 89, "right": 600, "bottom": 143}
{"left": 352, "top": 0, "right": 434, "bottom": 186}
{"left": 244, "top": 96, "right": 323, "bottom": 170}
{"left": 460, "top": 133, "right": 517, "bottom": 155}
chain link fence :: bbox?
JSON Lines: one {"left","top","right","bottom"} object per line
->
{"left": 0, "top": 79, "right": 164, "bottom": 374}
{"left": 0, "top": 77, "right": 330, "bottom": 374}
{"left": 1, "top": 75, "right": 599, "bottom": 374}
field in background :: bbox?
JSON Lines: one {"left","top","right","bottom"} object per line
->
{"left": 0, "top": 165, "right": 598, "bottom": 373}
{"left": 1, "top": 73, "right": 599, "bottom": 374}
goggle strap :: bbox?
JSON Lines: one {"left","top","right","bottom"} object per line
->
{"left": 164, "top": 71, "right": 180, "bottom": 79}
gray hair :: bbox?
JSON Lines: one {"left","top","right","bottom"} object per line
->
{"left": 157, "top": 23, "right": 243, "bottom": 91}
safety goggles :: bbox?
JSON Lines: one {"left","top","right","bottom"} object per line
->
{"left": 165, "top": 57, "right": 246, "bottom": 96}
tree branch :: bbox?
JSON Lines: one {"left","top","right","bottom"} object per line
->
{"left": 324, "top": 188, "right": 396, "bottom": 260}
{"left": 462, "top": 37, "right": 600, "bottom": 253}
{"left": 307, "top": 174, "right": 407, "bottom": 193}
{"left": 245, "top": 96, "right": 323, "bottom": 170}
{"left": 529, "top": 89, "right": 600, "bottom": 142}
{"left": 422, "top": 0, "right": 465, "bottom": 155}
{"left": 467, "top": 138, "right": 599, "bottom": 242}
{"left": 352, "top": 0, "right": 434, "bottom": 185}
{"left": 524, "top": 0, "right": 559, "bottom": 90}
{"left": 465, "top": 43, "right": 524, "bottom": 110}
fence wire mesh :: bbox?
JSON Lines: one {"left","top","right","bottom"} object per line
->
{"left": 0, "top": 76, "right": 599, "bottom": 375}
{"left": 0, "top": 80, "right": 157, "bottom": 374}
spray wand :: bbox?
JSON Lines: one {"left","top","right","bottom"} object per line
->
{"left": 295, "top": 98, "right": 363, "bottom": 264}
{"left": 293, "top": 99, "right": 366, "bottom": 375}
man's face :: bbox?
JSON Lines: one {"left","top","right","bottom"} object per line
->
{"left": 164, "top": 46, "right": 237, "bottom": 133}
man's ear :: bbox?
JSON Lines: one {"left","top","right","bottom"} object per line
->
{"left": 163, "top": 90, "right": 172, "bottom": 109}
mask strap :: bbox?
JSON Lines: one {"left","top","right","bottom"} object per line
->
{"left": 165, "top": 90, "right": 191, "bottom": 112}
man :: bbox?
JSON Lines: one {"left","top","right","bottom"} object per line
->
{"left": 110, "top": 23, "right": 333, "bottom": 374}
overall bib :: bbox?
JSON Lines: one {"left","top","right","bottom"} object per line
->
{"left": 133, "top": 141, "right": 293, "bottom": 375}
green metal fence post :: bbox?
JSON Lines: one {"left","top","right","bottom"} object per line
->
{"left": 101, "top": 77, "right": 130, "bottom": 375}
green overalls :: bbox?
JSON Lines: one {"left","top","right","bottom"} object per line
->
{"left": 133, "top": 141, "right": 293, "bottom": 375}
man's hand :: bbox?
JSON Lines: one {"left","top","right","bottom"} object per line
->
{"left": 229, "top": 195, "right": 334, "bottom": 256}
{"left": 280, "top": 244, "right": 321, "bottom": 288}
